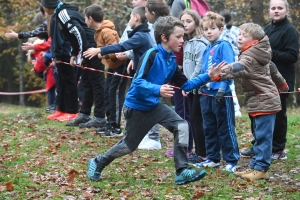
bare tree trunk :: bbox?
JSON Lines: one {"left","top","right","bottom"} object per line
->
{"left": 85, "top": 0, "right": 92, "bottom": 7}
{"left": 291, "top": 0, "right": 300, "bottom": 107}
{"left": 18, "top": 39, "right": 25, "bottom": 106}
{"left": 296, "top": 60, "right": 300, "bottom": 107}
{"left": 250, "top": 0, "right": 264, "bottom": 26}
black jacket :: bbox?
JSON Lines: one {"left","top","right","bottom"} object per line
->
{"left": 18, "top": 21, "right": 48, "bottom": 39}
{"left": 54, "top": 3, "right": 96, "bottom": 57}
{"left": 264, "top": 17, "right": 299, "bottom": 91}
{"left": 50, "top": 13, "right": 71, "bottom": 61}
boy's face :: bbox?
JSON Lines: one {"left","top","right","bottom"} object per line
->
{"left": 43, "top": 7, "right": 54, "bottom": 15}
{"left": 162, "top": 26, "right": 184, "bottom": 53}
{"left": 129, "top": 13, "right": 137, "bottom": 29}
{"left": 132, "top": 0, "right": 146, "bottom": 7}
{"left": 85, "top": 16, "right": 93, "bottom": 28}
{"left": 237, "top": 30, "right": 254, "bottom": 50}
{"left": 202, "top": 22, "right": 223, "bottom": 44}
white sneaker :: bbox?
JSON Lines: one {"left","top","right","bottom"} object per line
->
{"left": 193, "top": 159, "right": 220, "bottom": 168}
{"left": 223, "top": 163, "right": 236, "bottom": 173}
{"left": 235, "top": 110, "right": 242, "bottom": 117}
{"left": 138, "top": 136, "right": 162, "bottom": 150}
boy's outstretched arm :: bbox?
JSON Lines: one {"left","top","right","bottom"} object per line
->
{"left": 220, "top": 56, "right": 253, "bottom": 81}
{"left": 180, "top": 62, "right": 226, "bottom": 92}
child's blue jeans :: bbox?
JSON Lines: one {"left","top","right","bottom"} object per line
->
{"left": 249, "top": 114, "right": 275, "bottom": 171}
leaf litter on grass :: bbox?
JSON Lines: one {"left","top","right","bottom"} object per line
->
{"left": 0, "top": 106, "right": 300, "bottom": 199}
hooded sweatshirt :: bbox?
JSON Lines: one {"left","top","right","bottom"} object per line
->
{"left": 200, "top": 39, "right": 235, "bottom": 95}
{"left": 100, "top": 23, "right": 154, "bottom": 70}
{"left": 183, "top": 36, "right": 208, "bottom": 79}
{"left": 53, "top": 3, "right": 96, "bottom": 58}
{"left": 94, "top": 20, "right": 125, "bottom": 69}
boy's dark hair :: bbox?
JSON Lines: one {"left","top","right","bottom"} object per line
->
{"left": 40, "top": 4, "right": 45, "bottom": 15}
{"left": 146, "top": 0, "right": 170, "bottom": 18}
{"left": 84, "top": 4, "right": 104, "bottom": 23}
{"left": 220, "top": 11, "right": 233, "bottom": 29}
{"left": 154, "top": 16, "right": 184, "bottom": 44}
{"left": 33, "top": 12, "right": 44, "bottom": 26}
{"left": 132, "top": 6, "right": 148, "bottom": 24}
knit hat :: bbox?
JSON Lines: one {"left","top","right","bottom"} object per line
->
{"left": 41, "top": 0, "right": 60, "bottom": 8}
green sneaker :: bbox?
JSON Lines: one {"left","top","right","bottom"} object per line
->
{"left": 175, "top": 168, "right": 206, "bottom": 185}
{"left": 86, "top": 158, "right": 103, "bottom": 181}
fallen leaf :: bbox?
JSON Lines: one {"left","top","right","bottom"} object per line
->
{"left": 3, "top": 144, "right": 9, "bottom": 151}
{"left": 165, "top": 188, "right": 174, "bottom": 193}
{"left": 82, "top": 191, "right": 94, "bottom": 199}
{"left": 68, "top": 169, "right": 79, "bottom": 185}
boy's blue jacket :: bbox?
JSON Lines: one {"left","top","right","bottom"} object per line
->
{"left": 124, "top": 44, "right": 211, "bottom": 111}
{"left": 200, "top": 40, "right": 235, "bottom": 95}
{"left": 101, "top": 23, "right": 154, "bottom": 70}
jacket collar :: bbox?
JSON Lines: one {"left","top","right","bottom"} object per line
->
{"left": 208, "top": 39, "right": 222, "bottom": 48}
{"left": 157, "top": 44, "right": 176, "bottom": 59}
{"left": 128, "top": 23, "right": 150, "bottom": 38}
{"left": 54, "top": 2, "right": 64, "bottom": 14}
{"left": 271, "top": 16, "right": 288, "bottom": 27}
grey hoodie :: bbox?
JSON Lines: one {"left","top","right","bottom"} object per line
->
{"left": 183, "top": 36, "right": 208, "bottom": 79}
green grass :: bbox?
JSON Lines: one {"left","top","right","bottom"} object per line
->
{"left": 0, "top": 104, "right": 299, "bottom": 199}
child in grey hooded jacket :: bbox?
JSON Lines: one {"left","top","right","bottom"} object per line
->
{"left": 180, "top": 10, "right": 208, "bottom": 163}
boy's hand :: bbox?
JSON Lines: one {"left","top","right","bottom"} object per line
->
{"left": 4, "top": 29, "right": 18, "bottom": 39}
{"left": 115, "top": 52, "right": 127, "bottom": 60}
{"left": 127, "top": 60, "right": 134, "bottom": 75}
{"left": 79, "top": 58, "right": 83, "bottom": 67}
{"left": 40, "top": 52, "right": 45, "bottom": 60}
{"left": 182, "top": 90, "right": 188, "bottom": 97}
{"left": 21, "top": 42, "right": 34, "bottom": 51}
{"left": 31, "top": 60, "right": 36, "bottom": 66}
{"left": 220, "top": 64, "right": 229, "bottom": 71}
{"left": 83, "top": 48, "right": 100, "bottom": 59}
{"left": 160, "top": 84, "right": 175, "bottom": 98}
{"left": 208, "top": 61, "right": 226, "bottom": 80}
{"left": 70, "top": 56, "right": 77, "bottom": 67}
{"left": 215, "top": 88, "right": 225, "bottom": 105}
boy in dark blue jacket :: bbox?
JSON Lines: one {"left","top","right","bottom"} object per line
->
{"left": 86, "top": 16, "right": 224, "bottom": 185}
{"left": 83, "top": 6, "right": 154, "bottom": 73}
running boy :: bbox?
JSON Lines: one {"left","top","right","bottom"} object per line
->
{"left": 193, "top": 11, "right": 240, "bottom": 173}
{"left": 221, "top": 23, "right": 288, "bottom": 180}
{"left": 86, "top": 16, "right": 225, "bottom": 185}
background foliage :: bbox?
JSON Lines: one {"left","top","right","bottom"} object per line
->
{"left": 0, "top": 0, "right": 299, "bottom": 106}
